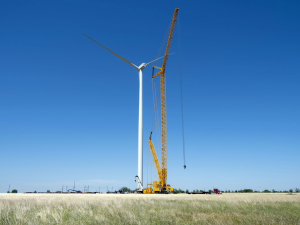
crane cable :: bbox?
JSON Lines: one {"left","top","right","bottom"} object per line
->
{"left": 178, "top": 14, "right": 186, "bottom": 169}
{"left": 149, "top": 14, "right": 181, "bottom": 183}
{"left": 147, "top": 138, "right": 150, "bottom": 187}
{"left": 149, "top": 68, "right": 159, "bottom": 187}
{"left": 150, "top": 68, "right": 160, "bottom": 183}
{"left": 153, "top": 21, "right": 172, "bottom": 69}
{"left": 151, "top": 67, "right": 161, "bottom": 160}
{"left": 152, "top": 19, "right": 173, "bottom": 165}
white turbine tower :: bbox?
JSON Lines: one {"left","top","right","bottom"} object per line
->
{"left": 83, "top": 33, "right": 163, "bottom": 190}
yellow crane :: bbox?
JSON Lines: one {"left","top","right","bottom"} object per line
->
{"left": 144, "top": 8, "right": 179, "bottom": 194}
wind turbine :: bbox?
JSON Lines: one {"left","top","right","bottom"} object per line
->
{"left": 83, "top": 33, "right": 163, "bottom": 190}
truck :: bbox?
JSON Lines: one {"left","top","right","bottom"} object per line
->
{"left": 187, "top": 189, "right": 222, "bottom": 195}
{"left": 188, "top": 191, "right": 210, "bottom": 194}
{"left": 67, "top": 189, "right": 82, "bottom": 193}
{"left": 214, "top": 189, "right": 222, "bottom": 194}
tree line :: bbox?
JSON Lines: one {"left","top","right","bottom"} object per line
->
{"left": 172, "top": 188, "right": 300, "bottom": 194}
{"left": 6, "top": 187, "right": 300, "bottom": 194}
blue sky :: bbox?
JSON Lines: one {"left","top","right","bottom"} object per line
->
{"left": 0, "top": 0, "right": 299, "bottom": 193}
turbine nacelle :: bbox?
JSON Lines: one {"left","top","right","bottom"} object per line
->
{"left": 138, "top": 63, "right": 147, "bottom": 70}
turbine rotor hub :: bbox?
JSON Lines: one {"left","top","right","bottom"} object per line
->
{"left": 138, "top": 63, "right": 147, "bottom": 70}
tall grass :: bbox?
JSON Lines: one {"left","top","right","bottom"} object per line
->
{"left": 0, "top": 193, "right": 299, "bottom": 224}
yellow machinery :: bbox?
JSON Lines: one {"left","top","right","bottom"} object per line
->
{"left": 143, "top": 8, "right": 179, "bottom": 194}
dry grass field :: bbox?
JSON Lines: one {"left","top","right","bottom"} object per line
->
{"left": 0, "top": 193, "right": 299, "bottom": 224}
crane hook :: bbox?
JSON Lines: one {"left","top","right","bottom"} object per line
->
{"left": 183, "top": 165, "right": 186, "bottom": 169}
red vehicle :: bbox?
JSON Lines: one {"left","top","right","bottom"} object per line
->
{"left": 214, "top": 189, "right": 222, "bottom": 194}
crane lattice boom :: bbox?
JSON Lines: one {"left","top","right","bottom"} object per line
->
{"left": 149, "top": 8, "right": 179, "bottom": 191}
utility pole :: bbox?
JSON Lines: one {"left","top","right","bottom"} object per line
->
{"left": 112, "top": 186, "right": 113, "bottom": 192}
{"left": 73, "top": 181, "right": 75, "bottom": 189}
{"left": 62, "top": 185, "right": 64, "bottom": 193}
{"left": 84, "top": 185, "right": 89, "bottom": 192}
{"left": 107, "top": 186, "right": 108, "bottom": 192}
{"left": 8, "top": 184, "right": 10, "bottom": 193}
{"left": 99, "top": 187, "right": 100, "bottom": 193}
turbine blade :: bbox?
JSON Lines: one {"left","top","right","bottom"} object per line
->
{"left": 145, "top": 53, "right": 175, "bottom": 66}
{"left": 145, "top": 56, "right": 164, "bottom": 66}
{"left": 83, "top": 33, "right": 138, "bottom": 70}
